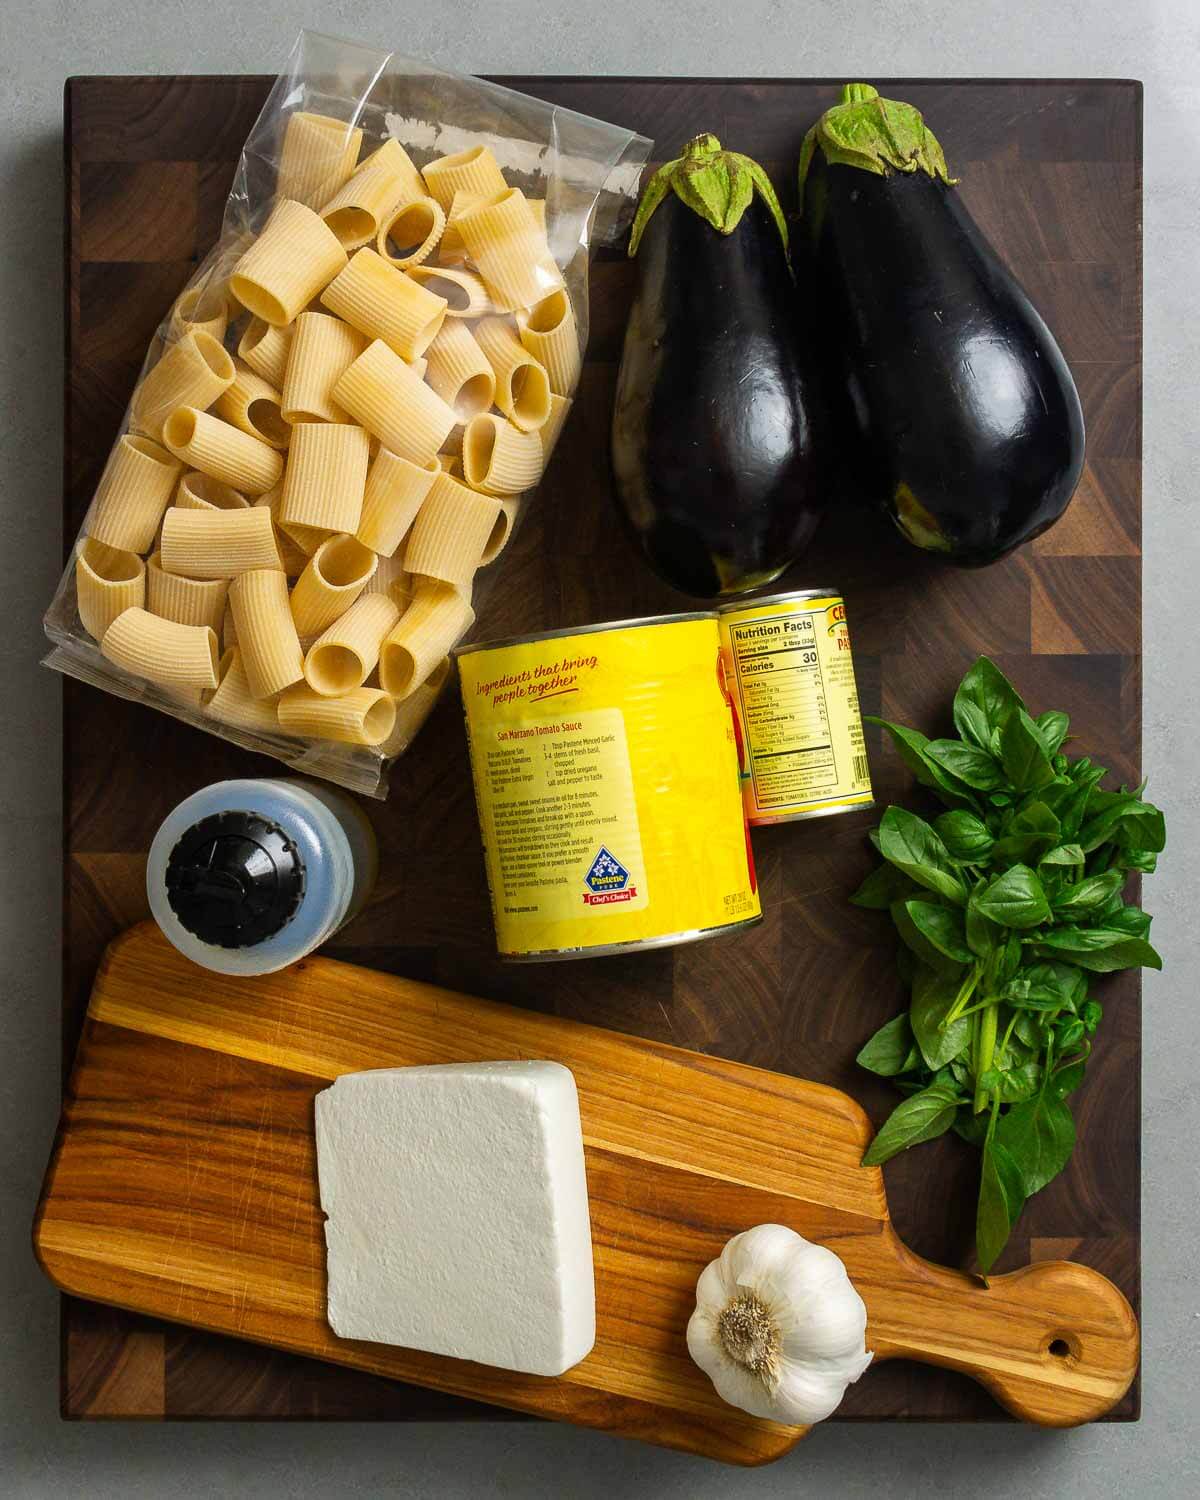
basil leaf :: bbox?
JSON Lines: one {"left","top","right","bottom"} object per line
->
{"left": 1051, "top": 869, "right": 1125, "bottom": 920}
{"left": 1036, "top": 709, "right": 1070, "bottom": 755}
{"left": 861, "top": 1082, "right": 961, "bottom": 1166}
{"left": 1117, "top": 847, "right": 1158, "bottom": 874}
{"left": 976, "top": 1137, "right": 1026, "bottom": 1275}
{"left": 891, "top": 900, "right": 966, "bottom": 974}
{"left": 996, "top": 1094, "right": 1076, "bottom": 1196}
{"left": 850, "top": 863, "right": 919, "bottom": 909}
{"left": 995, "top": 1061, "right": 1042, "bottom": 1103}
{"left": 1079, "top": 795, "right": 1165, "bottom": 855}
{"left": 1081, "top": 999, "right": 1103, "bottom": 1034}
{"left": 856, "top": 1012, "right": 921, "bottom": 1076}
{"left": 934, "top": 809, "right": 995, "bottom": 864}
{"left": 953, "top": 657, "right": 1026, "bottom": 751}
{"left": 974, "top": 864, "right": 1052, "bottom": 929}
{"left": 991, "top": 801, "right": 1061, "bottom": 868}
{"left": 877, "top": 806, "right": 968, "bottom": 906}
{"left": 999, "top": 708, "right": 1056, "bottom": 792}
{"left": 910, "top": 966, "right": 972, "bottom": 1070}
{"left": 1051, "top": 1060, "right": 1087, "bottom": 1098}
{"left": 1030, "top": 926, "right": 1163, "bottom": 972}
{"left": 1103, "top": 904, "right": 1152, "bottom": 938}
{"left": 954, "top": 1109, "right": 990, "bottom": 1147}
{"left": 1040, "top": 843, "right": 1085, "bottom": 871}
{"left": 965, "top": 886, "right": 1001, "bottom": 959}
{"left": 998, "top": 929, "right": 1024, "bottom": 983}
{"left": 865, "top": 718, "right": 980, "bottom": 812}
{"left": 1007, "top": 960, "right": 1087, "bottom": 1013}
{"left": 925, "top": 739, "right": 1007, "bottom": 792}
{"left": 903, "top": 899, "right": 974, "bottom": 964}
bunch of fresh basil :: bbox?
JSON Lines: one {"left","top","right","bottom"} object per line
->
{"left": 853, "top": 658, "right": 1164, "bottom": 1276}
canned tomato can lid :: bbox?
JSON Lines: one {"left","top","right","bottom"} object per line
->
{"left": 455, "top": 610, "right": 718, "bottom": 657}
{"left": 716, "top": 588, "right": 842, "bottom": 614}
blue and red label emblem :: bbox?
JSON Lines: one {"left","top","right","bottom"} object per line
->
{"left": 582, "top": 847, "right": 638, "bottom": 905}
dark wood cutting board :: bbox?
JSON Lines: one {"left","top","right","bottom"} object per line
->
{"left": 60, "top": 75, "right": 1142, "bottom": 1422}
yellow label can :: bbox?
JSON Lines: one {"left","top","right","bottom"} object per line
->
{"left": 717, "top": 589, "right": 873, "bottom": 826}
{"left": 457, "top": 613, "right": 762, "bottom": 960}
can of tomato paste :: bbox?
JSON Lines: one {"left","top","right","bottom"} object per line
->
{"left": 717, "top": 589, "right": 873, "bottom": 826}
{"left": 456, "top": 613, "right": 761, "bottom": 960}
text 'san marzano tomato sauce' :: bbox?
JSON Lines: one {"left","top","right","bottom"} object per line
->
{"left": 457, "top": 613, "right": 761, "bottom": 960}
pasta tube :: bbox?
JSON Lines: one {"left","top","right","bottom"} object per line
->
{"left": 175, "top": 472, "right": 249, "bottom": 511}
{"left": 356, "top": 449, "right": 439, "bottom": 556}
{"left": 379, "top": 582, "right": 475, "bottom": 699}
{"left": 228, "top": 569, "right": 304, "bottom": 699}
{"left": 238, "top": 318, "right": 295, "bottom": 389}
{"left": 423, "top": 322, "right": 495, "bottom": 420}
{"left": 304, "top": 591, "right": 401, "bottom": 695}
{"left": 472, "top": 316, "right": 552, "bottom": 431}
{"left": 86, "top": 435, "right": 182, "bottom": 553}
{"left": 75, "top": 539, "right": 145, "bottom": 642}
{"left": 289, "top": 533, "right": 378, "bottom": 638}
{"left": 376, "top": 196, "right": 445, "bottom": 268}
{"left": 277, "top": 111, "right": 363, "bottom": 210}
{"left": 277, "top": 683, "right": 395, "bottom": 746}
{"left": 361, "top": 548, "right": 412, "bottom": 607}
{"left": 403, "top": 471, "right": 500, "bottom": 589}
{"left": 437, "top": 189, "right": 481, "bottom": 265}
{"left": 163, "top": 407, "right": 284, "bottom": 496}
{"left": 421, "top": 145, "right": 507, "bottom": 213}
{"left": 204, "top": 647, "right": 281, "bottom": 734}
{"left": 229, "top": 199, "right": 348, "bottom": 327}
{"left": 518, "top": 288, "right": 581, "bottom": 396}
{"left": 213, "top": 363, "right": 292, "bottom": 449}
{"left": 456, "top": 188, "right": 563, "bottom": 314}
{"left": 130, "top": 330, "right": 235, "bottom": 441}
{"left": 331, "top": 340, "right": 456, "bottom": 465}
{"left": 146, "top": 549, "right": 229, "bottom": 633}
{"left": 101, "top": 607, "right": 220, "bottom": 690}
{"left": 479, "top": 496, "right": 524, "bottom": 565}
{"left": 280, "top": 312, "right": 364, "bottom": 424}
{"left": 252, "top": 485, "right": 309, "bottom": 575}
{"left": 159, "top": 504, "right": 283, "bottom": 579}
{"left": 169, "top": 283, "right": 229, "bottom": 343}
{"left": 279, "top": 422, "right": 370, "bottom": 533}
{"left": 320, "top": 139, "right": 425, "bottom": 249}
{"left": 539, "top": 393, "right": 573, "bottom": 458}
{"left": 321, "top": 248, "right": 446, "bottom": 360}
{"left": 462, "top": 413, "right": 544, "bottom": 496}
{"left": 405, "top": 263, "right": 492, "bottom": 319}
{"left": 377, "top": 657, "right": 450, "bottom": 756}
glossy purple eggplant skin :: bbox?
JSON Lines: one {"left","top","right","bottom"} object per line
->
{"left": 801, "top": 154, "right": 1085, "bottom": 565}
{"left": 611, "top": 194, "right": 823, "bottom": 598}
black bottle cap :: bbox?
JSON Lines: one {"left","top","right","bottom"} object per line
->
{"left": 164, "top": 810, "right": 305, "bottom": 949}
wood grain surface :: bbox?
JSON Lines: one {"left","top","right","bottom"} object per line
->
{"left": 60, "top": 76, "right": 1142, "bottom": 1422}
{"left": 36, "top": 925, "right": 1139, "bottom": 1462}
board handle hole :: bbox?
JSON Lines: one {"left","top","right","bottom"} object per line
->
{"left": 1045, "top": 1334, "right": 1079, "bottom": 1361}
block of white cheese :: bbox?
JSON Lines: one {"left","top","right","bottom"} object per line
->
{"left": 314, "top": 1060, "right": 596, "bottom": 1377}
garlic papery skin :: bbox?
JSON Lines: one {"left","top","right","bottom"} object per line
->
{"left": 686, "top": 1224, "right": 873, "bottom": 1425}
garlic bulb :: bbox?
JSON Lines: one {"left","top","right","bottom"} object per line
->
{"left": 686, "top": 1223, "right": 872, "bottom": 1425}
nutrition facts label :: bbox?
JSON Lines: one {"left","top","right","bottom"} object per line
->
{"left": 722, "top": 597, "right": 872, "bottom": 819}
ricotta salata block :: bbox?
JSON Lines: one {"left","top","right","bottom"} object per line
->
{"left": 314, "top": 1060, "right": 596, "bottom": 1376}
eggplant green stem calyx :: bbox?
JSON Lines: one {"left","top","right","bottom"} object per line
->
{"left": 798, "top": 82, "right": 958, "bottom": 195}
{"left": 628, "top": 133, "right": 788, "bottom": 257}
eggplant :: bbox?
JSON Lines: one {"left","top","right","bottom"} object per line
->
{"left": 611, "top": 135, "right": 823, "bottom": 597}
{"left": 799, "top": 84, "right": 1085, "bottom": 565}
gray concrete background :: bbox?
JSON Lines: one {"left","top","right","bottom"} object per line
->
{"left": 2, "top": 2, "right": 1197, "bottom": 1495}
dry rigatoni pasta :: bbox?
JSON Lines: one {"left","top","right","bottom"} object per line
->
{"left": 321, "top": 248, "right": 446, "bottom": 360}
{"left": 277, "top": 682, "right": 395, "bottom": 746}
{"left": 169, "top": 283, "right": 229, "bottom": 343}
{"left": 456, "top": 188, "right": 563, "bottom": 314}
{"left": 356, "top": 448, "right": 438, "bottom": 556}
{"left": 319, "top": 138, "right": 425, "bottom": 249}
{"left": 277, "top": 112, "right": 363, "bottom": 210}
{"left": 163, "top": 407, "right": 284, "bottom": 496}
{"left": 214, "top": 363, "right": 292, "bottom": 449}
{"left": 101, "top": 607, "right": 220, "bottom": 691}
{"left": 289, "top": 532, "right": 377, "bottom": 637}
{"left": 423, "top": 321, "right": 495, "bottom": 420}
{"left": 160, "top": 504, "right": 283, "bottom": 579}
{"left": 75, "top": 539, "right": 145, "bottom": 642}
{"left": 239, "top": 318, "right": 295, "bottom": 389}
{"left": 279, "top": 422, "right": 370, "bottom": 533}
{"left": 86, "top": 435, "right": 182, "bottom": 553}
{"left": 281, "top": 312, "right": 364, "bottom": 424}
{"left": 437, "top": 188, "right": 481, "bottom": 265}
{"left": 421, "top": 145, "right": 507, "bottom": 213}
{"left": 362, "top": 548, "right": 412, "bottom": 606}
{"left": 472, "top": 316, "right": 552, "bottom": 432}
{"left": 480, "top": 495, "right": 524, "bottom": 564}
{"left": 304, "top": 591, "right": 401, "bottom": 695}
{"left": 462, "top": 413, "right": 544, "bottom": 495}
{"left": 175, "top": 471, "right": 249, "bottom": 511}
{"left": 376, "top": 196, "right": 445, "bottom": 268}
{"left": 518, "top": 288, "right": 581, "bottom": 396}
{"left": 540, "top": 393, "right": 573, "bottom": 458}
{"left": 204, "top": 647, "right": 281, "bottom": 734}
{"left": 331, "top": 340, "right": 456, "bottom": 465}
{"left": 252, "top": 486, "right": 309, "bottom": 575}
{"left": 405, "top": 263, "right": 492, "bottom": 319}
{"left": 403, "top": 471, "right": 500, "bottom": 589}
{"left": 377, "top": 656, "right": 450, "bottom": 755}
{"left": 229, "top": 199, "right": 348, "bottom": 327}
{"left": 146, "top": 550, "right": 229, "bottom": 633}
{"left": 380, "top": 582, "right": 475, "bottom": 699}
{"left": 130, "top": 330, "right": 235, "bottom": 441}
{"left": 228, "top": 569, "right": 304, "bottom": 698}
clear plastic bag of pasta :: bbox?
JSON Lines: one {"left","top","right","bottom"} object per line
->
{"left": 42, "top": 30, "right": 651, "bottom": 797}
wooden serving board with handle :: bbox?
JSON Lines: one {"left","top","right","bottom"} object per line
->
{"left": 36, "top": 924, "right": 1138, "bottom": 1464}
